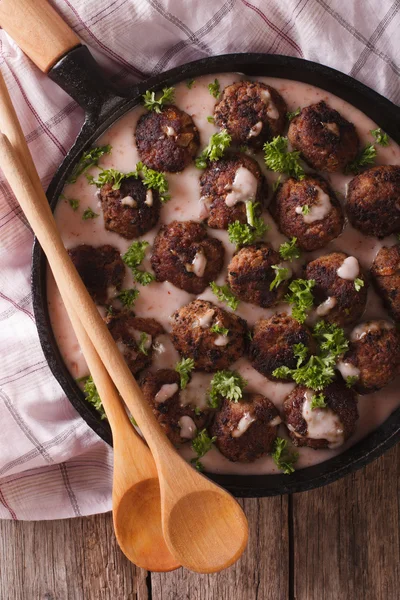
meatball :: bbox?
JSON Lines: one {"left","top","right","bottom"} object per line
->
{"left": 210, "top": 394, "right": 281, "bottom": 462}
{"left": 227, "top": 243, "right": 290, "bottom": 308}
{"left": 151, "top": 220, "right": 224, "bottom": 294}
{"left": 283, "top": 382, "right": 358, "bottom": 449}
{"left": 140, "top": 369, "right": 208, "bottom": 446}
{"left": 305, "top": 252, "right": 368, "bottom": 327}
{"left": 170, "top": 300, "right": 247, "bottom": 372}
{"left": 346, "top": 165, "right": 400, "bottom": 238}
{"left": 99, "top": 176, "right": 161, "bottom": 239}
{"left": 250, "top": 314, "right": 314, "bottom": 381}
{"left": 199, "top": 153, "right": 267, "bottom": 229}
{"left": 135, "top": 105, "right": 200, "bottom": 172}
{"left": 270, "top": 175, "right": 344, "bottom": 251}
{"left": 106, "top": 311, "right": 164, "bottom": 375}
{"left": 371, "top": 244, "right": 400, "bottom": 321}
{"left": 342, "top": 321, "right": 400, "bottom": 394}
{"left": 213, "top": 81, "right": 287, "bottom": 149}
{"left": 288, "top": 100, "right": 359, "bottom": 172}
{"left": 68, "top": 244, "right": 125, "bottom": 305}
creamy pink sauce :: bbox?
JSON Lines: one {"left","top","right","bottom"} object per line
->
{"left": 47, "top": 73, "right": 400, "bottom": 475}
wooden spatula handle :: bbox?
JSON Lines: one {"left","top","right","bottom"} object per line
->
{"left": 0, "top": 0, "right": 80, "bottom": 73}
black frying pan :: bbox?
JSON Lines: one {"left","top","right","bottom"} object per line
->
{"left": 3, "top": 0, "right": 400, "bottom": 497}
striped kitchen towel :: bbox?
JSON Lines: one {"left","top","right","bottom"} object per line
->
{"left": 0, "top": 0, "right": 399, "bottom": 520}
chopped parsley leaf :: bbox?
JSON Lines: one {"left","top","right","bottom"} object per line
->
{"left": 122, "top": 241, "right": 155, "bottom": 286}
{"left": 68, "top": 198, "right": 80, "bottom": 211}
{"left": 117, "top": 288, "right": 139, "bottom": 309}
{"left": 88, "top": 162, "right": 170, "bottom": 202}
{"left": 310, "top": 393, "right": 327, "bottom": 410}
{"left": 208, "top": 78, "right": 220, "bottom": 98}
{"left": 272, "top": 437, "right": 298, "bottom": 475}
{"left": 210, "top": 282, "right": 239, "bottom": 310}
{"left": 142, "top": 86, "right": 175, "bottom": 113}
{"left": 195, "top": 130, "right": 231, "bottom": 169}
{"left": 175, "top": 357, "right": 195, "bottom": 389}
{"left": 228, "top": 217, "right": 268, "bottom": 248}
{"left": 346, "top": 143, "right": 377, "bottom": 174}
{"left": 186, "top": 79, "right": 195, "bottom": 89}
{"left": 294, "top": 342, "right": 308, "bottom": 368}
{"left": 279, "top": 237, "right": 301, "bottom": 261}
{"left": 210, "top": 324, "right": 229, "bottom": 336}
{"left": 285, "top": 278, "right": 315, "bottom": 323}
{"left": 191, "top": 429, "right": 216, "bottom": 471}
{"left": 208, "top": 370, "right": 247, "bottom": 408}
{"left": 87, "top": 167, "right": 137, "bottom": 190}
{"left": 270, "top": 265, "right": 291, "bottom": 291}
{"left": 82, "top": 207, "right": 99, "bottom": 220}
{"left": 370, "top": 127, "right": 389, "bottom": 147}
{"left": 138, "top": 332, "right": 149, "bottom": 355}
{"left": 301, "top": 205, "right": 310, "bottom": 215}
{"left": 207, "top": 116, "right": 215, "bottom": 123}
{"left": 264, "top": 136, "right": 305, "bottom": 180}
{"left": 287, "top": 107, "right": 301, "bottom": 121}
{"left": 354, "top": 278, "right": 364, "bottom": 292}
{"left": 313, "top": 320, "right": 349, "bottom": 361}
{"left": 346, "top": 375, "right": 358, "bottom": 388}
{"left": 83, "top": 376, "right": 107, "bottom": 420}
{"left": 68, "top": 144, "right": 111, "bottom": 184}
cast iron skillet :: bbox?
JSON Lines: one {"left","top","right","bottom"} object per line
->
{"left": 28, "top": 43, "right": 400, "bottom": 496}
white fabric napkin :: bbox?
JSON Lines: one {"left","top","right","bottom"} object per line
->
{"left": 0, "top": 0, "right": 398, "bottom": 520}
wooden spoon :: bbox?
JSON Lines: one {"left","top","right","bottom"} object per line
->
{"left": 0, "top": 133, "right": 249, "bottom": 573}
{"left": 0, "top": 72, "right": 179, "bottom": 572}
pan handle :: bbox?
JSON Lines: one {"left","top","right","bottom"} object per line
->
{"left": 0, "top": 0, "right": 81, "bottom": 73}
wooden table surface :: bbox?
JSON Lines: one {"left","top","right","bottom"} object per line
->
{"left": 1, "top": 443, "right": 399, "bottom": 600}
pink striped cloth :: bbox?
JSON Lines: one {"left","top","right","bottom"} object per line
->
{"left": 0, "top": 0, "right": 399, "bottom": 520}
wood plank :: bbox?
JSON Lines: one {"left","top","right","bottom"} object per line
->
{"left": 292, "top": 443, "right": 400, "bottom": 600}
{"left": 0, "top": 512, "right": 148, "bottom": 600}
{"left": 151, "top": 496, "right": 289, "bottom": 600}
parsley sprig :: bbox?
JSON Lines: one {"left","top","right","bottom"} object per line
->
{"left": 208, "top": 78, "right": 220, "bottom": 98}
{"left": 228, "top": 201, "right": 268, "bottom": 248}
{"left": 117, "top": 288, "right": 139, "bottom": 309}
{"left": 210, "top": 282, "right": 239, "bottom": 310}
{"left": 310, "top": 393, "right": 327, "bottom": 410}
{"left": 195, "top": 130, "right": 231, "bottom": 169}
{"left": 279, "top": 237, "right": 301, "bottom": 261}
{"left": 175, "top": 358, "right": 195, "bottom": 389}
{"left": 208, "top": 370, "right": 247, "bottom": 408}
{"left": 270, "top": 265, "right": 291, "bottom": 291}
{"left": 346, "top": 375, "right": 358, "bottom": 388}
{"left": 191, "top": 429, "right": 216, "bottom": 471}
{"left": 143, "top": 86, "right": 175, "bottom": 113}
{"left": 122, "top": 241, "right": 155, "bottom": 286}
{"left": 83, "top": 376, "right": 106, "bottom": 420}
{"left": 285, "top": 279, "right": 315, "bottom": 323}
{"left": 68, "top": 144, "right": 111, "bottom": 184}
{"left": 264, "top": 136, "right": 305, "bottom": 180}
{"left": 370, "top": 127, "right": 389, "bottom": 147}
{"left": 88, "top": 162, "right": 170, "bottom": 202}
{"left": 272, "top": 437, "right": 299, "bottom": 475}
{"left": 210, "top": 324, "right": 229, "bottom": 336}
{"left": 346, "top": 143, "right": 377, "bottom": 174}
{"left": 287, "top": 107, "right": 301, "bottom": 121}
{"left": 138, "top": 332, "right": 149, "bottom": 355}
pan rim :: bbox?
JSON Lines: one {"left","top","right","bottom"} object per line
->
{"left": 32, "top": 52, "right": 400, "bottom": 497}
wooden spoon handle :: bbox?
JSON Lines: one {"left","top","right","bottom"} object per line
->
{"left": 0, "top": 0, "right": 80, "bottom": 73}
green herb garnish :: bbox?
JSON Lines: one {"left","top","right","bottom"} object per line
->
{"left": 88, "top": 162, "right": 170, "bottom": 202}
{"left": 270, "top": 265, "right": 291, "bottom": 291}
{"left": 208, "top": 78, "right": 220, "bottom": 98}
{"left": 208, "top": 370, "right": 247, "bottom": 408}
{"left": 293, "top": 342, "right": 308, "bottom": 367}
{"left": 287, "top": 107, "right": 301, "bottom": 121}
{"left": 68, "top": 144, "right": 111, "bottom": 184}
{"left": 279, "top": 237, "right": 301, "bottom": 261}
{"left": 300, "top": 205, "right": 310, "bottom": 215}
{"left": 186, "top": 79, "right": 195, "bottom": 89}
{"left": 227, "top": 217, "right": 268, "bottom": 248}
{"left": 264, "top": 136, "right": 305, "bottom": 180}
{"left": 191, "top": 429, "right": 216, "bottom": 471}
{"left": 142, "top": 86, "right": 175, "bottom": 113}
{"left": 210, "top": 324, "right": 229, "bottom": 336}
{"left": 207, "top": 116, "right": 215, "bottom": 123}
{"left": 354, "top": 278, "right": 364, "bottom": 292}
{"left": 285, "top": 278, "right": 315, "bottom": 323}
{"left": 117, "top": 288, "right": 139, "bottom": 309}
{"left": 272, "top": 437, "right": 298, "bottom": 475}
{"left": 346, "top": 375, "right": 358, "bottom": 388}
{"left": 122, "top": 241, "right": 155, "bottom": 286}
{"left": 87, "top": 168, "right": 137, "bottom": 190}
{"left": 195, "top": 130, "right": 231, "bottom": 169}
{"left": 83, "top": 376, "right": 106, "bottom": 420}
{"left": 272, "top": 175, "right": 282, "bottom": 192}
{"left": 138, "top": 332, "right": 149, "bottom": 355}
{"left": 82, "top": 207, "right": 99, "bottom": 220}
{"left": 370, "top": 127, "right": 389, "bottom": 147}
{"left": 347, "top": 143, "right": 377, "bottom": 174}
{"left": 175, "top": 357, "right": 195, "bottom": 390}
{"left": 210, "top": 282, "right": 239, "bottom": 310}
{"left": 310, "top": 393, "right": 327, "bottom": 409}
{"left": 68, "top": 198, "right": 80, "bottom": 211}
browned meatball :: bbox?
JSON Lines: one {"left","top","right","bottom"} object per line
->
{"left": 283, "top": 383, "right": 358, "bottom": 449}
{"left": 346, "top": 166, "right": 400, "bottom": 238}
{"left": 135, "top": 106, "right": 200, "bottom": 172}
{"left": 140, "top": 369, "right": 208, "bottom": 446}
{"left": 214, "top": 81, "right": 287, "bottom": 149}
{"left": 68, "top": 244, "right": 125, "bottom": 305}
{"left": 99, "top": 176, "right": 161, "bottom": 239}
{"left": 106, "top": 311, "right": 164, "bottom": 375}
{"left": 343, "top": 321, "right": 400, "bottom": 394}
{"left": 199, "top": 153, "right": 267, "bottom": 229}
{"left": 170, "top": 300, "right": 247, "bottom": 372}
{"left": 227, "top": 243, "right": 290, "bottom": 308}
{"left": 210, "top": 394, "right": 281, "bottom": 462}
{"left": 305, "top": 252, "right": 368, "bottom": 327}
{"left": 151, "top": 220, "right": 224, "bottom": 294}
{"left": 250, "top": 314, "right": 314, "bottom": 381}
{"left": 371, "top": 244, "right": 400, "bottom": 321}
{"left": 270, "top": 175, "right": 344, "bottom": 251}
{"left": 288, "top": 101, "right": 359, "bottom": 172}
